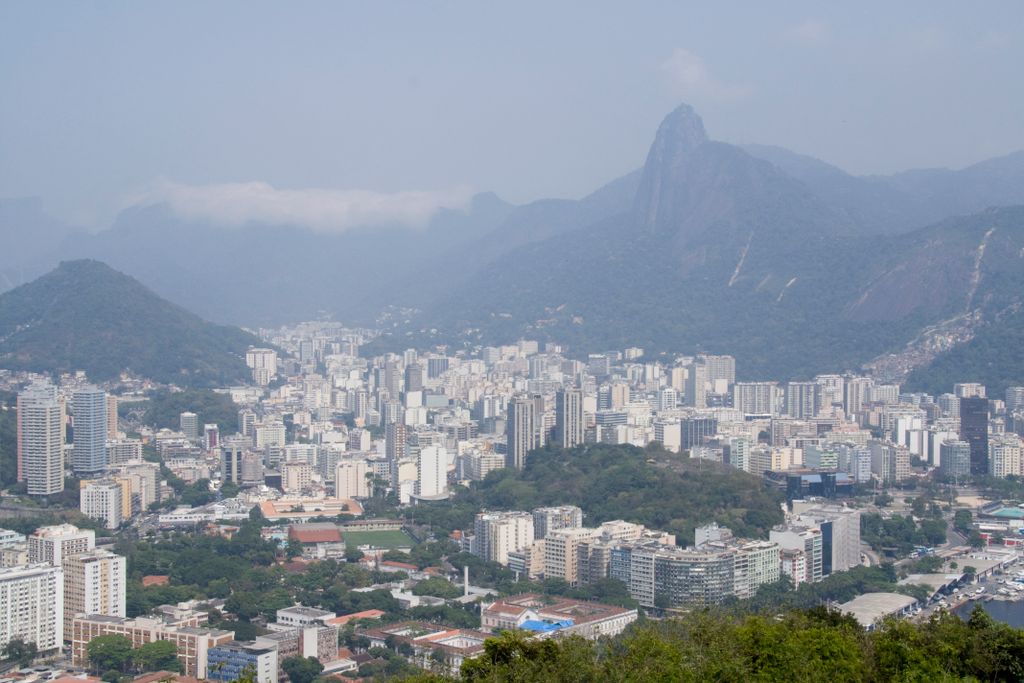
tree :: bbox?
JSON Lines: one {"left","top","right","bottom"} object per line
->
{"left": 411, "top": 577, "right": 461, "bottom": 599}
{"left": 87, "top": 635, "right": 134, "bottom": 673}
{"left": 132, "top": 640, "right": 180, "bottom": 673}
{"left": 968, "top": 530, "right": 985, "bottom": 549}
{"left": 2, "top": 638, "right": 38, "bottom": 667}
{"left": 281, "top": 656, "right": 323, "bottom": 683}
{"left": 285, "top": 538, "right": 304, "bottom": 559}
{"left": 953, "top": 509, "right": 973, "bottom": 533}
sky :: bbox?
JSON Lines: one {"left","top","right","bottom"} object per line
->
{"left": 1, "top": 1, "right": 1023, "bottom": 230}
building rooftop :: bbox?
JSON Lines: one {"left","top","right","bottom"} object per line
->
{"left": 838, "top": 592, "right": 918, "bottom": 629}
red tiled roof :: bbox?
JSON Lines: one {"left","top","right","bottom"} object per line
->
{"left": 326, "top": 609, "right": 386, "bottom": 626}
{"left": 289, "top": 528, "right": 342, "bottom": 543}
{"left": 380, "top": 560, "right": 417, "bottom": 571}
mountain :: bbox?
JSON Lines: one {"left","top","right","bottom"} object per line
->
{"left": 743, "top": 145, "right": 1024, "bottom": 234}
{"left": 0, "top": 260, "right": 261, "bottom": 386}
{"left": 404, "top": 106, "right": 1024, "bottom": 383}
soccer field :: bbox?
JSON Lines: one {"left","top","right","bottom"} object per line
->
{"left": 341, "top": 529, "right": 415, "bottom": 549}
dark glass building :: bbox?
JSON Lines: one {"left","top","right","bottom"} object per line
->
{"left": 959, "top": 397, "right": 989, "bottom": 475}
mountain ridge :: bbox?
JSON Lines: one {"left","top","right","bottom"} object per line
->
{"left": 0, "top": 259, "right": 260, "bottom": 387}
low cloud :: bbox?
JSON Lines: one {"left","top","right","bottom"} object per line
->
{"left": 661, "top": 48, "right": 752, "bottom": 103}
{"left": 786, "top": 19, "right": 830, "bottom": 45}
{"left": 136, "top": 180, "right": 473, "bottom": 233}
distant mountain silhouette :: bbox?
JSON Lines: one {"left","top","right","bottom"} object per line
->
{"left": 8, "top": 104, "right": 1024, "bottom": 384}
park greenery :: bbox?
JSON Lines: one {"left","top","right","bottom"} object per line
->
{"left": 860, "top": 511, "right": 947, "bottom": 557}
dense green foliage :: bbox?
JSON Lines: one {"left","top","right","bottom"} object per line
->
{"left": 116, "top": 519, "right": 475, "bottom": 633}
{"left": 2, "top": 638, "right": 38, "bottom": 667}
{"left": 739, "top": 565, "right": 929, "bottom": 613}
{"left": 907, "top": 307, "right": 1024, "bottom": 397}
{"left": 861, "top": 512, "right": 948, "bottom": 557}
{"left": 132, "top": 640, "right": 182, "bottom": 673}
{"left": 0, "top": 260, "right": 259, "bottom": 387}
{"left": 410, "top": 443, "right": 785, "bottom": 544}
{"left": 87, "top": 635, "right": 182, "bottom": 675}
{"left": 141, "top": 388, "right": 239, "bottom": 433}
{"left": 87, "top": 635, "right": 134, "bottom": 673}
{"left": 411, "top": 577, "right": 462, "bottom": 599}
{"left": 404, "top": 606, "right": 1024, "bottom": 683}
{"left": 281, "top": 656, "right": 323, "bottom": 683}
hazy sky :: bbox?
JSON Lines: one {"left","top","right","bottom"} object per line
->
{"left": 2, "top": 1, "right": 1023, "bottom": 229}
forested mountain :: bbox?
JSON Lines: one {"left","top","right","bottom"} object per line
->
{"left": 406, "top": 107, "right": 1024, "bottom": 381}
{"left": 0, "top": 260, "right": 260, "bottom": 386}
{"left": 412, "top": 443, "right": 785, "bottom": 545}
{"left": 743, "top": 145, "right": 1024, "bottom": 234}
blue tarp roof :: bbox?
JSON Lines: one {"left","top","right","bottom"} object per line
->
{"left": 521, "top": 619, "right": 574, "bottom": 632}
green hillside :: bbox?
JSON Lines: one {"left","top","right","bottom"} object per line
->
{"left": 0, "top": 260, "right": 259, "bottom": 387}
{"left": 906, "top": 307, "right": 1024, "bottom": 397}
{"left": 414, "top": 443, "right": 785, "bottom": 544}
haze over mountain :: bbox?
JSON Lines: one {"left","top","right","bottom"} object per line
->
{"left": 0, "top": 260, "right": 260, "bottom": 387}
{"left": 3, "top": 103, "right": 1024, "bottom": 382}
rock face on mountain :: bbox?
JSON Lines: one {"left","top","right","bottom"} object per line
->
{"left": 413, "top": 107, "right": 1024, "bottom": 381}
{"left": 0, "top": 260, "right": 261, "bottom": 386}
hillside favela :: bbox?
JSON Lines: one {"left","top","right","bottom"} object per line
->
{"left": 3, "top": 3, "right": 1024, "bottom": 682}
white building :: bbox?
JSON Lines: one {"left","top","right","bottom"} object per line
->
{"left": 80, "top": 480, "right": 125, "bottom": 529}
{"left": 335, "top": 459, "right": 371, "bottom": 499}
{"left": 282, "top": 462, "right": 314, "bottom": 494}
{"left": 989, "top": 435, "right": 1023, "bottom": 478}
{"left": 17, "top": 381, "right": 65, "bottom": 496}
{"left": 28, "top": 525, "right": 95, "bottom": 566}
{"left": 473, "top": 512, "right": 534, "bottom": 565}
{"left": 63, "top": 549, "right": 126, "bottom": 640}
{"left": 415, "top": 445, "right": 447, "bottom": 498}
{"left": 0, "top": 564, "right": 64, "bottom": 652}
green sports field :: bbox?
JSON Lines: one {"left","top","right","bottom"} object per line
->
{"left": 341, "top": 529, "right": 415, "bottom": 549}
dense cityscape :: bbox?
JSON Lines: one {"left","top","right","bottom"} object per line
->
{"left": 5, "top": 3, "right": 1024, "bottom": 681}
{"left": 1, "top": 320, "right": 1023, "bottom": 680}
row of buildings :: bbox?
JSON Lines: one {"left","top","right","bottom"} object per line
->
{"left": 458, "top": 503, "right": 860, "bottom": 609}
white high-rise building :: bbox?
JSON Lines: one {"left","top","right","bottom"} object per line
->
{"left": 72, "top": 386, "right": 108, "bottom": 477}
{"left": 17, "top": 381, "right": 65, "bottom": 496}
{"left": 62, "top": 550, "right": 126, "bottom": 640}
{"left": 179, "top": 412, "right": 199, "bottom": 441}
{"left": 732, "top": 382, "right": 778, "bottom": 415}
{"left": 246, "top": 349, "right": 278, "bottom": 385}
{"left": 555, "top": 389, "right": 584, "bottom": 448}
{"left": 282, "top": 462, "right": 313, "bottom": 494}
{"left": 989, "top": 435, "right": 1023, "bottom": 479}
{"left": 505, "top": 397, "right": 536, "bottom": 470}
{"left": 784, "top": 382, "right": 819, "bottom": 419}
{"left": 415, "top": 446, "right": 447, "bottom": 498}
{"left": 0, "top": 564, "right": 64, "bottom": 652}
{"left": 473, "top": 511, "right": 535, "bottom": 565}
{"left": 28, "top": 525, "right": 95, "bottom": 566}
{"left": 334, "top": 459, "right": 371, "bottom": 499}
{"left": 79, "top": 481, "right": 124, "bottom": 529}
{"left": 531, "top": 506, "right": 583, "bottom": 540}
